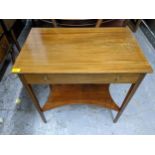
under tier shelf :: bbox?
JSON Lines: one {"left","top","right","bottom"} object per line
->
{"left": 42, "top": 84, "right": 120, "bottom": 112}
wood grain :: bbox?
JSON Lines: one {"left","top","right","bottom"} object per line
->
{"left": 13, "top": 28, "right": 152, "bottom": 74}
{"left": 42, "top": 84, "right": 120, "bottom": 112}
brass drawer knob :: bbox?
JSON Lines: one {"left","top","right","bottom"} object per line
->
{"left": 43, "top": 75, "right": 48, "bottom": 81}
{"left": 115, "top": 76, "right": 120, "bottom": 82}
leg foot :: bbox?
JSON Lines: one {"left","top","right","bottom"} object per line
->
{"left": 19, "top": 75, "right": 47, "bottom": 123}
{"left": 113, "top": 74, "right": 145, "bottom": 123}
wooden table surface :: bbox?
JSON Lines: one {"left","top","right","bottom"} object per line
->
{"left": 13, "top": 28, "right": 152, "bottom": 74}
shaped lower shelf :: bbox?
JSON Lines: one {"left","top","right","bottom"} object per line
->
{"left": 42, "top": 84, "right": 120, "bottom": 112}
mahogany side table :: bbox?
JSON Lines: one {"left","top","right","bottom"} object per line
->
{"left": 12, "top": 28, "right": 152, "bottom": 123}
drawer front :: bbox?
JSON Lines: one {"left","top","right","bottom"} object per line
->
{"left": 0, "top": 35, "right": 9, "bottom": 62}
{"left": 24, "top": 73, "right": 140, "bottom": 84}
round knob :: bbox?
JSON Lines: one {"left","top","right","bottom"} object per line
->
{"left": 44, "top": 75, "right": 48, "bottom": 81}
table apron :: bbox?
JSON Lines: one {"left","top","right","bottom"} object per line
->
{"left": 22, "top": 73, "right": 141, "bottom": 84}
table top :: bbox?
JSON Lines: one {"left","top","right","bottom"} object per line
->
{"left": 13, "top": 28, "right": 152, "bottom": 74}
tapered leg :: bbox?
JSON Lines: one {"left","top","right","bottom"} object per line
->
{"left": 19, "top": 75, "right": 47, "bottom": 123}
{"left": 113, "top": 74, "right": 145, "bottom": 123}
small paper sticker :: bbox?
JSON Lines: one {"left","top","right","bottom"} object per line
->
{"left": 12, "top": 68, "right": 21, "bottom": 73}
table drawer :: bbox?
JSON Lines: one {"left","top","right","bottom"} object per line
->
{"left": 23, "top": 73, "right": 140, "bottom": 84}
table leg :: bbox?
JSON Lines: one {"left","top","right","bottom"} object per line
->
{"left": 113, "top": 74, "right": 145, "bottom": 123}
{"left": 19, "top": 75, "right": 47, "bottom": 123}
